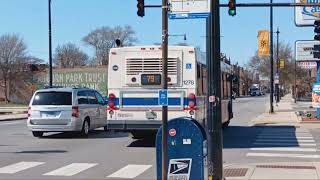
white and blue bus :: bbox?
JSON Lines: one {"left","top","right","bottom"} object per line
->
{"left": 107, "top": 46, "right": 233, "bottom": 139}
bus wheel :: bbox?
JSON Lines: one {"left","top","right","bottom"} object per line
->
{"left": 131, "top": 130, "right": 156, "bottom": 140}
{"left": 222, "top": 121, "right": 230, "bottom": 128}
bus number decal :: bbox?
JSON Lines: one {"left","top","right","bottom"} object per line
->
{"left": 183, "top": 80, "right": 195, "bottom": 85}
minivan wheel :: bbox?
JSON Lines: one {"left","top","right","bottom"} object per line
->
{"left": 32, "top": 131, "right": 44, "bottom": 137}
{"left": 81, "top": 120, "right": 90, "bottom": 137}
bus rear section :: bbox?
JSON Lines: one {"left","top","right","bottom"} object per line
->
{"left": 107, "top": 46, "right": 202, "bottom": 138}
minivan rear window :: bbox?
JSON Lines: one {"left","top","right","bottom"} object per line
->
{"left": 32, "top": 92, "right": 72, "bottom": 105}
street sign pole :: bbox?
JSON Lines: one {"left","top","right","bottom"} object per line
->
{"left": 270, "top": 0, "right": 274, "bottom": 113}
{"left": 207, "top": 0, "right": 223, "bottom": 179}
{"left": 161, "top": 0, "right": 168, "bottom": 179}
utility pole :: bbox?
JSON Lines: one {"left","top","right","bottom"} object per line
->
{"left": 48, "top": 0, "right": 53, "bottom": 88}
{"left": 270, "top": 0, "right": 274, "bottom": 113}
{"left": 161, "top": 0, "right": 168, "bottom": 179}
{"left": 207, "top": 0, "right": 223, "bottom": 179}
{"left": 276, "top": 27, "right": 280, "bottom": 103}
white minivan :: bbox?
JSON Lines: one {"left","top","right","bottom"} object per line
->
{"left": 27, "top": 87, "right": 108, "bottom": 137}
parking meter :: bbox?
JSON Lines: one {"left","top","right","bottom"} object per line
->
{"left": 156, "top": 117, "right": 207, "bottom": 180}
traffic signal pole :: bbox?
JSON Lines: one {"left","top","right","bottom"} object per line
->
{"left": 207, "top": 0, "right": 223, "bottom": 179}
{"left": 48, "top": 0, "right": 53, "bottom": 88}
{"left": 161, "top": 0, "right": 168, "bottom": 179}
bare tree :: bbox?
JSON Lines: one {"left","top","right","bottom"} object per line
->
{"left": 248, "top": 41, "right": 302, "bottom": 89}
{"left": 0, "top": 34, "right": 30, "bottom": 102}
{"left": 54, "top": 43, "right": 88, "bottom": 68}
{"left": 83, "top": 25, "right": 137, "bottom": 65}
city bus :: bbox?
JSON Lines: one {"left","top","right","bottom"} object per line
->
{"left": 107, "top": 46, "right": 233, "bottom": 139}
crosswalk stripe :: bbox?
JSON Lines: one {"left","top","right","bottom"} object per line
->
{"left": 250, "top": 147, "right": 317, "bottom": 152}
{"left": 0, "top": 162, "right": 45, "bottom": 174}
{"left": 260, "top": 129, "right": 308, "bottom": 133}
{"left": 107, "top": 165, "right": 152, "bottom": 179}
{"left": 44, "top": 163, "right": 97, "bottom": 176}
{"left": 257, "top": 134, "right": 312, "bottom": 138}
{"left": 257, "top": 136, "right": 314, "bottom": 139}
{"left": 247, "top": 153, "right": 320, "bottom": 159}
{"left": 253, "top": 142, "right": 317, "bottom": 147}
{"left": 255, "top": 139, "right": 315, "bottom": 143}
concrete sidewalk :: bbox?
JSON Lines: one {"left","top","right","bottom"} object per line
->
{"left": 248, "top": 94, "right": 300, "bottom": 127}
{"left": 224, "top": 162, "right": 320, "bottom": 180}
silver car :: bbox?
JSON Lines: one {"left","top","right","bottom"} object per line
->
{"left": 27, "top": 87, "right": 108, "bottom": 137}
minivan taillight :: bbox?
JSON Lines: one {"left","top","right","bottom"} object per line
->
{"left": 27, "top": 107, "right": 31, "bottom": 118}
{"left": 72, "top": 106, "right": 80, "bottom": 118}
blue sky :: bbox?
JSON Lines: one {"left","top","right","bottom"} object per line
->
{"left": 0, "top": 0, "right": 314, "bottom": 66}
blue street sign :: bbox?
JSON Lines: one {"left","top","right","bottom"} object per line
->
{"left": 169, "top": 13, "right": 210, "bottom": 19}
{"left": 159, "top": 90, "right": 168, "bottom": 106}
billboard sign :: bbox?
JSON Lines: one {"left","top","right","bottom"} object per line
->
{"left": 169, "top": 0, "right": 210, "bottom": 19}
{"left": 295, "top": 40, "right": 320, "bottom": 61}
{"left": 312, "top": 83, "right": 320, "bottom": 108}
{"left": 295, "top": 0, "right": 320, "bottom": 26}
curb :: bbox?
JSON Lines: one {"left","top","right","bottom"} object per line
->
{"left": 0, "top": 116, "right": 27, "bottom": 122}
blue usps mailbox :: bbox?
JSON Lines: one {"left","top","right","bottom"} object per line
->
{"left": 156, "top": 117, "right": 207, "bottom": 180}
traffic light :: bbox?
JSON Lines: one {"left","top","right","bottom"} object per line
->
{"left": 314, "top": 20, "right": 320, "bottom": 59}
{"left": 314, "top": 20, "right": 320, "bottom": 41}
{"left": 228, "top": 0, "right": 236, "bottom": 16}
{"left": 137, "top": 0, "right": 145, "bottom": 17}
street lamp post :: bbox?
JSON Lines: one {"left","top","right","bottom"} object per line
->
{"left": 48, "top": 0, "right": 53, "bottom": 88}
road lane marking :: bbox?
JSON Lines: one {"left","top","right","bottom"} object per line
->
{"left": 107, "top": 164, "right": 152, "bottom": 179}
{"left": 44, "top": 163, "right": 97, "bottom": 176}
{"left": 257, "top": 136, "right": 314, "bottom": 139}
{"left": 250, "top": 147, "right": 317, "bottom": 152}
{"left": 247, "top": 153, "right": 320, "bottom": 159}
{"left": 0, "top": 162, "right": 44, "bottom": 174}
{"left": 255, "top": 139, "right": 315, "bottom": 143}
{"left": 253, "top": 142, "right": 317, "bottom": 147}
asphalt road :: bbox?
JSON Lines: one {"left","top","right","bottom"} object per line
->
{"left": 1, "top": 95, "right": 317, "bottom": 179}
